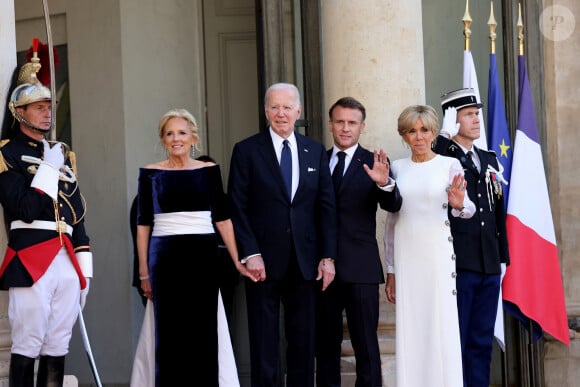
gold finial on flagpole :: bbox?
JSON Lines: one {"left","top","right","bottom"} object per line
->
{"left": 517, "top": 2, "right": 524, "bottom": 56}
{"left": 488, "top": 1, "right": 497, "bottom": 54}
{"left": 463, "top": 0, "right": 472, "bottom": 51}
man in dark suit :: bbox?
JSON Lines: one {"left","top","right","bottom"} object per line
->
{"left": 316, "top": 97, "right": 402, "bottom": 387}
{"left": 228, "top": 82, "right": 337, "bottom": 387}
{"left": 433, "top": 88, "right": 510, "bottom": 387}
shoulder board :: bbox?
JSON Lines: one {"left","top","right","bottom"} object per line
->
{"left": 0, "top": 140, "right": 10, "bottom": 172}
{"left": 479, "top": 147, "right": 497, "bottom": 155}
{"left": 0, "top": 150, "right": 7, "bottom": 173}
{"left": 447, "top": 142, "right": 460, "bottom": 155}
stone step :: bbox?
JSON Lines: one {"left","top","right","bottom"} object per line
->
{"left": 337, "top": 331, "right": 397, "bottom": 387}
{"left": 341, "top": 335, "right": 395, "bottom": 356}
{"left": 0, "top": 375, "right": 77, "bottom": 387}
{"left": 337, "top": 354, "right": 396, "bottom": 387}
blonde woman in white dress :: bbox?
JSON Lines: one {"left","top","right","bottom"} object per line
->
{"left": 384, "top": 105, "right": 475, "bottom": 387}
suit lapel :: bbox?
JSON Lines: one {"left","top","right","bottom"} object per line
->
{"left": 472, "top": 147, "right": 486, "bottom": 177}
{"left": 345, "top": 145, "right": 365, "bottom": 183}
{"left": 294, "top": 134, "right": 313, "bottom": 200}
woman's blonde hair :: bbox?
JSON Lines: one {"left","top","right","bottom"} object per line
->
{"left": 158, "top": 108, "right": 202, "bottom": 153}
{"left": 397, "top": 105, "right": 440, "bottom": 138}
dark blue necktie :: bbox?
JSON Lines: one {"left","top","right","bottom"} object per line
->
{"left": 332, "top": 151, "right": 346, "bottom": 192}
{"left": 467, "top": 151, "right": 479, "bottom": 172}
{"left": 280, "top": 139, "right": 292, "bottom": 199}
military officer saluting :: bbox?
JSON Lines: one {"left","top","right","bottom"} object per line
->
{"left": 433, "top": 88, "right": 510, "bottom": 387}
{"left": 0, "top": 39, "right": 93, "bottom": 386}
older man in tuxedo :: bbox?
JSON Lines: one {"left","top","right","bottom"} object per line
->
{"left": 228, "top": 82, "right": 337, "bottom": 387}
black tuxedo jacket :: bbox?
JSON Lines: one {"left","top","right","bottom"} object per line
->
{"left": 228, "top": 130, "right": 337, "bottom": 281}
{"left": 433, "top": 136, "right": 510, "bottom": 274}
{"left": 329, "top": 145, "right": 402, "bottom": 283}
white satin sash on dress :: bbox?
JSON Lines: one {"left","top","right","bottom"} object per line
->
{"left": 130, "top": 292, "right": 240, "bottom": 387}
{"left": 152, "top": 211, "right": 214, "bottom": 236}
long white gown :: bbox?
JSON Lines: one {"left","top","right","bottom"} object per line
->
{"left": 130, "top": 291, "right": 240, "bottom": 387}
{"left": 384, "top": 155, "right": 464, "bottom": 387}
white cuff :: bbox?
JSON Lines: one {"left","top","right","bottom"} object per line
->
{"left": 76, "top": 251, "right": 93, "bottom": 278}
{"left": 378, "top": 177, "right": 396, "bottom": 191}
{"left": 30, "top": 162, "right": 60, "bottom": 200}
{"left": 240, "top": 254, "right": 260, "bottom": 264}
{"left": 451, "top": 207, "right": 464, "bottom": 218}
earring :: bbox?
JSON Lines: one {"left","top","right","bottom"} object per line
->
{"left": 191, "top": 145, "right": 196, "bottom": 158}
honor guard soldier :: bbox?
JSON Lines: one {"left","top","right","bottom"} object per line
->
{"left": 0, "top": 39, "right": 93, "bottom": 386}
{"left": 433, "top": 88, "right": 510, "bottom": 387}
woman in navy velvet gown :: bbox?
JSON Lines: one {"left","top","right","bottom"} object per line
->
{"left": 135, "top": 108, "right": 255, "bottom": 386}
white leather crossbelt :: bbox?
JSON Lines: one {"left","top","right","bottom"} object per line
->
{"left": 11, "top": 220, "right": 73, "bottom": 235}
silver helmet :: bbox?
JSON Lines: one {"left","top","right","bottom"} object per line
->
{"left": 8, "top": 42, "right": 52, "bottom": 133}
{"left": 8, "top": 83, "right": 52, "bottom": 132}
{"left": 9, "top": 82, "right": 51, "bottom": 109}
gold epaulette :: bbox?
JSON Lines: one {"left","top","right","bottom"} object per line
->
{"left": 0, "top": 151, "right": 7, "bottom": 173}
{"left": 0, "top": 140, "right": 10, "bottom": 173}
{"left": 69, "top": 150, "right": 78, "bottom": 176}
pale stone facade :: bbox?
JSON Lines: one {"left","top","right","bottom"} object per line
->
{"left": 0, "top": 0, "right": 578, "bottom": 386}
{"left": 541, "top": 0, "right": 580, "bottom": 386}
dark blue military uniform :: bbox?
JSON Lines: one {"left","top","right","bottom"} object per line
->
{"left": 434, "top": 135, "right": 509, "bottom": 387}
{"left": 434, "top": 136, "right": 510, "bottom": 273}
{"left": 0, "top": 130, "right": 90, "bottom": 289}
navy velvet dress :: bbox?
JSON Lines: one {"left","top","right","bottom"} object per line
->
{"left": 137, "top": 165, "right": 230, "bottom": 386}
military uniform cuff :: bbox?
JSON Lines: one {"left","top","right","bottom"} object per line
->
{"left": 77, "top": 251, "right": 93, "bottom": 278}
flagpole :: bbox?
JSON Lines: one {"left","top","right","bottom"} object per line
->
{"left": 462, "top": 0, "right": 471, "bottom": 51}
{"left": 517, "top": 5, "right": 538, "bottom": 386}
{"left": 462, "top": 0, "right": 488, "bottom": 149}
{"left": 488, "top": 2, "right": 497, "bottom": 55}
{"left": 488, "top": 3, "right": 509, "bottom": 386}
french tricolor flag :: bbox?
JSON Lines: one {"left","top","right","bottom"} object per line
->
{"left": 502, "top": 55, "right": 569, "bottom": 345}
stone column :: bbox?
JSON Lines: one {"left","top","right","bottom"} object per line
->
{"left": 321, "top": 1, "right": 425, "bottom": 385}
{"left": 0, "top": 2, "right": 16, "bottom": 384}
{"left": 321, "top": 0, "right": 426, "bottom": 161}
{"left": 543, "top": 1, "right": 580, "bottom": 385}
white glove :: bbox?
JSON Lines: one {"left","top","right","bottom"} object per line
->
{"left": 42, "top": 139, "right": 64, "bottom": 169}
{"left": 80, "top": 278, "right": 90, "bottom": 310}
{"left": 441, "top": 107, "right": 460, "bottom": 138}
{"left": 500, "top": 262, "right": 507, "bottom": 281}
